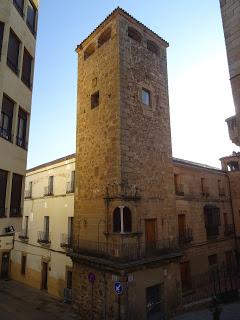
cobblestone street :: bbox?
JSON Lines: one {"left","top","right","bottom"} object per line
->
{"left": 172, "top": 301, "right": 240, "bottom": 320}
{"left": 0, "top": 279, "right": 78, "bottom": 320}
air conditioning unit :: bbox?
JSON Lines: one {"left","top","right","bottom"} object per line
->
{"left": 63, "top": 288, "right": 72, "bottom": 304}
{"left": 5, "top": 226, "right": 15, "bottom": 234}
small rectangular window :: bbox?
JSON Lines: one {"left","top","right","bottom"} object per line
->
{"left": 0, "top": 169, "right": 8, "bottom": 217}
{"left": 142, "top": 88, "right": 151, "bottom": 106}
{"left": 0, "top": 22, "right": 4, "bottom": 59}
{"left": 21, "top": 48, "right": 33, "bottom": 89}
{"left": 91, "top": 91, "right": 99, "bottom": 109}
{"left": 27, "top": 0, "right": 37, "bottom": 35}
{"left": 208, "top": 254, "right": 218, "bottom": 266}
{"left": 13, "top": 0, "right": 24, "bottom": 17}
{"left": 7, "top": 29, "right": 21, "bottom": 74}
{"left": 21, "top": 255, "right": 27, "bottom": 275}
{"left": 17, "top": 108, "right": 28, "bottom": 149}
{"left": 0, "top": 95, "right": 14, "bottom": 142}
{"left": 10, "top": 173, "right": 23, "bottom": 217}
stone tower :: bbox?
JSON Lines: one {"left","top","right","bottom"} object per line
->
{"left": 71, "top": 8, "right": 181, "bottom": 320}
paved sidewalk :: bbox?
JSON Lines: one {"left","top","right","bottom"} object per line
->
{"left": 0, "top": 279, "right": 78, "bottom": 320}
{"left": 171, "top": 301, "right": 240, "bottom": 320}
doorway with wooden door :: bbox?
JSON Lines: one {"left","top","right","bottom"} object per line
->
{"left": 1, "top": 252, "right": 10, "bottom": 279}
{"left": 41, "top": 262, "right": 48, "bottom": 290}
{"left": 178, "top": 214, "right": 186, "bottom": 242}
{"left": 145, "top": 219, "right": 157, "bottom": 254}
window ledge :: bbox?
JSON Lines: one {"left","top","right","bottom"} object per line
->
{"left": 104, "top": 232, "right": 142, "bottom": 237}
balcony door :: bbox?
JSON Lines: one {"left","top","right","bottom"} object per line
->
{"left": 1, "top": 252, "right": 10, "bottom": 279}
{"left": 41, "top": 262, "right": 48, "bottom": 290}
{"left": 145, "top": 219, "right": 157, "bottom": 250}
{"left": 178, "top": 214, "right": 186, "bottom": 236}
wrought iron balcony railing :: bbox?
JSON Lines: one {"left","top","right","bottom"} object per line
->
{"left": 66, "top": 181, "right": 75, "bottom": 194}
{"left": 179, "top": 228, "right": 193, "bottom": 244}
{"left": 0, "top": 127, "right": 12, "bottom": 142}
{"left": 19, "top": 229, "right": 29, "bottom": 240}
{"left": 44, "top": 186, "right": 54, "bottom": 197}
{"left": 68, "top": 238, "right": 180, "bottom": 262}
{"left": 24, "top": 189, "right": 32, "bottom": 199}
{"left": 16, "top": 136, "right": 28, "bottom": 150}
{"left": 10, "top": 207, "right": 22, "bottom": 217}
{"left": 60, "top": 233, "right": 73, "bottom": 248}
{"left": 224, "top": 224, "right": 235, "bottom": 236}
{"left": 206, "top": 226, "right": 219, "bottom": 238}
{"left": 37, "top": 231, "right": 51, "bottom": 245}
{"left": 219, "top": 187, "right": 226, "bottom": 197}
{"left": 175, "top": 184, "right": 184, "bottom": 196}
{"left": 0, "top": 207, "right": 6, "bottom": 218}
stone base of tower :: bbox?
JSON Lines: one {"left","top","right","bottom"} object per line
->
{"left": 71, "top": 257, "right": 181, "bottom": 320}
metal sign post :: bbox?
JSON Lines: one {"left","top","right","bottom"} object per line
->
{"left": 114, "top": 282, "right": 123, "bottom": 320}
{"left": 88, "top": 273, "right": 96, "bottom": 320}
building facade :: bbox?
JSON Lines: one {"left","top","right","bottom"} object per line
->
{"left": 220, "top": 0, "right": 240, "bottom": 146}
{"left": 219, "top": 0, "right": 240, "bottom": 267}
{"left": 11, "top": 154, "right": 74, "bottom": 298}
{"left": 173, "top": 158, "right": 236, "bottom": 303}
{"left": 0, "top": 0, "right": 39, "bottom": 278}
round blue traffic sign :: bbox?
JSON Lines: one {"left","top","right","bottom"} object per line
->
{"left": 114, "top": 282, "right": 123, "bottom": 295}
{"left": 88, "top": 272, "right": 96, "bottom": 283}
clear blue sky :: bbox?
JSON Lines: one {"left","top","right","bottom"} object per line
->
{"left": 28, "top": 0, "right": 236, "bottom": 169}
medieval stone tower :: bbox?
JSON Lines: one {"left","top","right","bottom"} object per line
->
{"left": 71, "top": 8, "right": 181, "bottom": 320}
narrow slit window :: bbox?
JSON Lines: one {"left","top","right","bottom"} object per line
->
{"left": 142, "top": 88, "right": 151, "bottom": 106}
{"left": 147, "top": 40, "right": 159, "bottom": 55}
{"left": 91, "top": 91, "right": 99, "bottom": 109}
{"left": 98, "top": 27, "right": 111, "bottom": 47}
{"left": 128, "top": 26, "right": 142, "bottom": 43}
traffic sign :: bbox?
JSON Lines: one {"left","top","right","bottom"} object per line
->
{"left": 114, "top": 282, "right": 123, "bottom": 295}
{"left": 88, "top": 272, "right": 96, "bottom": 283}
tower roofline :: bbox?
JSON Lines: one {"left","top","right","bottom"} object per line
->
{"left": 76, "top": 7, "right": 169, "bottom": 52}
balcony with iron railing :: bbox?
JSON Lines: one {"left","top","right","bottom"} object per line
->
{"left": 179, "top": 228, "right": 193, "bottom": 244}
{"left": 66, "top": 181, "right": 75, "bottom": 194}
{"left": 224, "top": 224, "right": 235, "bottom": 237}
{"left": 19, "top": 229, "right": 29, "bottom": 241}
{"left": 60, "top": 233, "right": 73, "bottom": 248}
{"left": 175, "top": 184, "right": 184, "bottom": 196}
{"left": 10, "top": 207, "right": 22, "bottom": 217}
{"left": 24, "top": 189, "right": 32, "bottom": 199}
{"left": 44, "top": 186, "right": 54, "bottom": 197}
{"left": 219, "top": 187, "right": 226, "bottom": 197}
{"left": 37, "top": 231, "right": 51, "bottom": 245}
{"left": 16, "top": 136, "right": 28, "bottom": 150}
{"left": 0, "top": 127, "right": 12, "bottom": 142}
{"left": 202, "top": 186, "right": 210, "bottom": 197}
{"left": 0, "top": 207, "right": 6, "bottom": 218}
{"left": 67, "top": 238, "right": 181, "bottom": 263}
{"left": 206, "top": 226, "right": 219, "bottom": 239}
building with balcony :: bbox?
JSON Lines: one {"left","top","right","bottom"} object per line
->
{"left": 173, "top": 158, "right": 236, "bottom": 302}
{"left": 0, "top": 0, "right": 39, "bottom": 279}
{"left": 11, "top": 154, "right": 75, "bottom": 299}
{"left": 10, "top": 151, "right": 239, "bottom": 309}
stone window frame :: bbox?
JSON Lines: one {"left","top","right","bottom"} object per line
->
{"left": 84, "top": 43, "right": 96, "bottom": 60}
{"left": 91, "top": 91, "right": 100, "bottom": 109}
{"left": 139, "top": 83, "right": 156, "bottom": 116}
{"left": 147, "top": 39, "right": 159, "bottom": 56}
{"left": 127, "top": 26, "right": 142, "bottom": 43}
{"left": 113, "top": 206, "right": 132, "bottom": 233}
{"left": 98, "top": 26, "right": 112, "bottom": 48}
